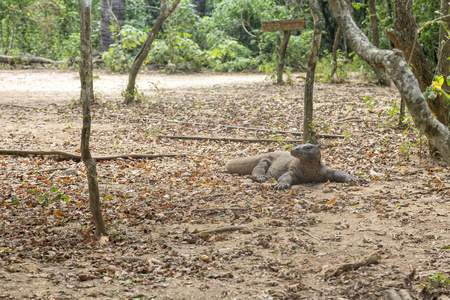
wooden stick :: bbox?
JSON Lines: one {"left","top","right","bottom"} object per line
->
{"left": 0, "top": 149, "right": 182, "bottom": 160}
{"left": 0, "top": 54, "right": 64, "bottom": 65}
{"left": 159, "top": 135, "right": 304, "bottom": 143}
{"left": 152, "top": 119, "right": 344, "bottom": 138}
{"left": 26, "top": 167, "right": 69, "bottom": 175}
{"left": 298, "top": 228, "right": 322, "bottom": 242}
{"left": 321, "top": 251, "right": 381, "bottom": 279}
{"left": 159, "top": 135, "right": 345, "bottom": 143}
{"left": 0, "top": 103, "right": 40, "bottom": 109}
{"left": 199, "top": 226, "right": 264, "bottom": 234}
{"left": 193, "top": 207, "right": 249, "bottom": 213}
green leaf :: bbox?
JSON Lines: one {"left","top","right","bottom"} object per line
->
{"left": 51, "top": 187, "right": 59, "bottom": 193}
{"left": 428, "top": 91, "right": 437, "bottom": 100}
{"left": 442, "top": 92, "right": 450, "bottom": 103}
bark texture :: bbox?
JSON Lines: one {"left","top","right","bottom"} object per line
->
{"left": 328, "top": 0, "right": 450, "bottom": 164}
{"left": 303, "top": 0, "right": 322, "bottom": 143}
{"left": 386, "top": 0, "right": 447, "bottom": 126}
{"left": 438, "top": 0, "right": 450, "bottom": 98}
{"left": 330, "top": 27, "right": 341, "bottom": 78}
{"left": 100, "top": 0, "right": 126, "bottom": 52}
{"left": 125, "top": 0, "right": 181, "bottom": 104}
{"left": 79, "top": 0, "right": 107, "bottom": 237}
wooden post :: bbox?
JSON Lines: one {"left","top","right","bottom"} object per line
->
{"left": 261, "top": 19, "right": 305, "bottom": 84}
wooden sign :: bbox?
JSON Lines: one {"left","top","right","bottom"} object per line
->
{"left": 261, "top": 19, "right": 305, "bottom": 32}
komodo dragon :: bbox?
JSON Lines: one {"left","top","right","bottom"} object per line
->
{"left": 226, "top": 143, "right": 364, "bottom": 190}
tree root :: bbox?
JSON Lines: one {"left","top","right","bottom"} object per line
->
{"left": 321, "top": 251, "right": 381, "bottom": 279}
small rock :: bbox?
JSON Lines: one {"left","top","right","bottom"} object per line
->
{"left": 64, "top": 167, "right": 77, "bottom": 176}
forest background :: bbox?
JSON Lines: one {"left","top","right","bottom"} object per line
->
{"left": 0, "top": 0, "right": 440, "bottom": 77}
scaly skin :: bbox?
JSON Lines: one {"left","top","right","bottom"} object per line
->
{"left": 226, "top": 143, "right": 364, "bottom": 190}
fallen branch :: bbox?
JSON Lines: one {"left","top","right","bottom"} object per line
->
{"left": 152, "top": 119, "right": 344, "bottom": 138}
{"left": 193, "top": 207, "right": 249, "bottom": 213}
{"left": 321, "top": 251, "right": 381, "bottom": 279}
{"left": 199, "top": 226, "right": 264, "bottom": 234}
{"left": 0, "top": 55, "right": 64, "bottom": 65}
{"left": 298, "top": 228, "right": 322, "bottom": 242}
{"left": 26, "top": 167, "right": 70, "bottom": 175}
{"left": 0, "top": 103, "right": 40, "bottom": 109}
{"left": 0, "top": 149, "right": 182, "bottom": 160}
{"left": 159, "top": 135, "right": 342, "bottom": 143}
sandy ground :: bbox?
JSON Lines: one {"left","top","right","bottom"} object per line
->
{"left": 1, "top": 69, "right": 450, "bottom": 299}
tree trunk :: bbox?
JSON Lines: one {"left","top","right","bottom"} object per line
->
{"left": 124, "top": 0, "right": 181, "bottom": 104}
{"left": 386, "top": 0, "right": 448, "bottom": 127}
{"left": 190, "top": 0, "right": 206, "bottom": 16}
{"left": 100, "top": 0, "right": 126, "bottom": 52}
{"left": 277, "top": 31, "right": 291, "bottom": 84}
{"left": 438, "top": 0, "right": 450, "bottom": 105}
{"left": 303, "top": 0, "right": 323, "bottom": 143}
{"left": 330, "top": 27, "right": 341, "bottom": 78}
{"left": 79, "top": 0, "right": 107, "bottom": 237}
{"left": 328, "top": 0, "right": 450, "bottom": 164}
{"left": 368, "top": 0, "right": 389, "bottom": 86}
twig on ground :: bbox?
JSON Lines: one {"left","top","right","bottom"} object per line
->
{"left": 0, "top": 103, "right": 39, "bottom": 109}
{"left": 321, "top": 251, "right": 381, "bottom": 279}
{"left": 193, "top": 207, "right": 249, "bottom": 213}
{"left": 298, "top": 228, "right": 323, "bottom": 242}
{"left": 159, "top": 135, "right": 306, "bottom": 143}
{"left": 152, "top": 119, "right": 344, "bottom": 138}
{"left": 199, "top": 226, "right": 265, "bottom": 234}
{"left": 26, "top": 167, "right": 70, "bottom": 175}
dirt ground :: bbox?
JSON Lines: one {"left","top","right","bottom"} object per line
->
{"left": 1, "top": 69, "right": 450, "bottom": 299}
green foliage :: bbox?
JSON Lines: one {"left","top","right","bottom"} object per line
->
{"left": 28, "top": 186, "right": 69, "bottom": 212}
{"left": 2, "top": 0, "right": 442, "bottom": 75}
{"left": 423, "top": 76, "right": 450, "bottom": 104}
{"left": 102, "top": 24, "right": 147, "bottom": 72}
{"left": 315, "top": 50, "right": 350, "bottom": 82}
{"left": 420, "top": 274, "right": 450, "bottom": 295}
{"left": 414, "top": 0, "right": 440, "bottom": 71}
{"left": 0, "top": 0, "right": 101, "bottom": 59}
{"left": 147, "top": 33, "right": 206, "bottom": 72}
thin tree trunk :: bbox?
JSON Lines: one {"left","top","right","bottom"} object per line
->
{"left": 438, "top": 0, "right": 450, "bottom": 97}
{"left": 79, "top": 0, "right": 107, "bottom": 237}
{"left": 369, "top": 0, "right": 389, "bottom": 86}
{"left": 330, "top": 27, "right": 341, "bottom": 78}
{"left": 277, "top": 30, "right": 291, "bottom": 84}
{"left": 328, "top": 0, "right": 450, "bottom": 164}
{"left": 124, "top": 0, "right": 181, "bottom": 104}
{"left": 303, "top": 0, "right": 322, "bottom": 143}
